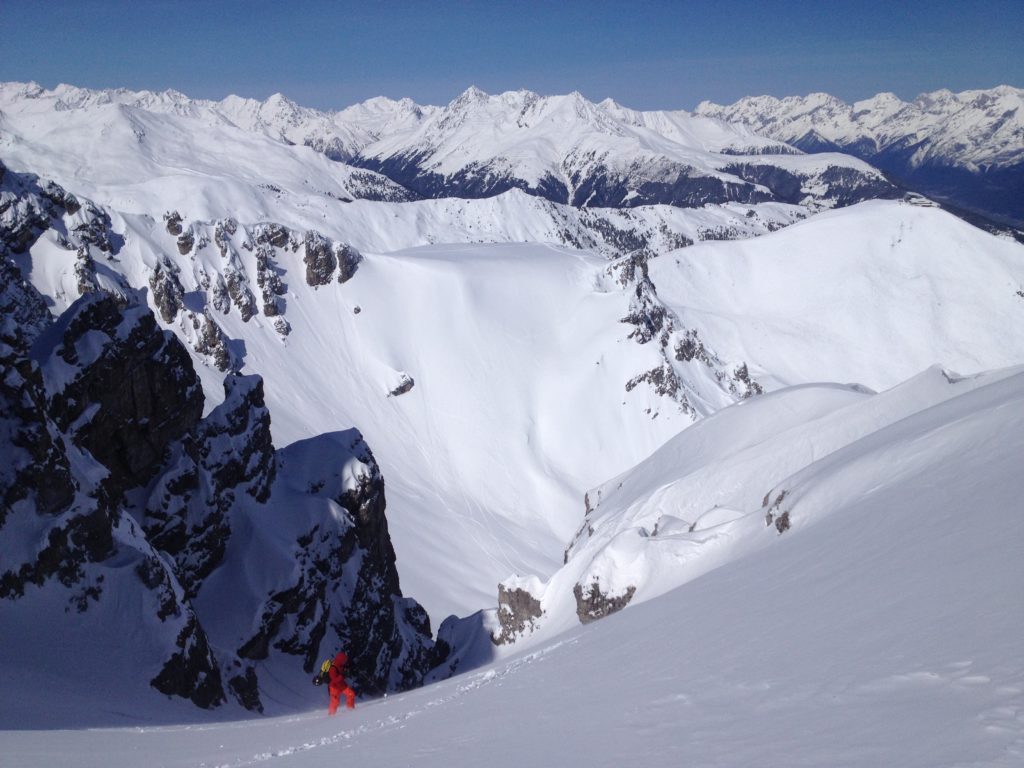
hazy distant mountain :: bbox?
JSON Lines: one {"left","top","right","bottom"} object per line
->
{"left": 696, "top": 86, "right": 1024, "bottom": 225}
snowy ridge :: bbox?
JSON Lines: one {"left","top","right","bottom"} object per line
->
{"left": 0, "top": 81, "right": 435, "bottom": 164}
{"left": 496, "top": 364, "right": 1024, "bottom": 643}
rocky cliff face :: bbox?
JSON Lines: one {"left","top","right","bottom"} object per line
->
{"left": 238, "top": 430, "right": 441, "bottom": 693}
{"left": 0, "top": 276, "right": 225, "bottom": 711}
{"left": 41, "top": 294, "right": 205, "bottom": 496}
{"left": 0, "top": 243, "right": 443, "bottom": 716}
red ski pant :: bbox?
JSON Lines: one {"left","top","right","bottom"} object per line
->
{"left": 328, "top": 685, "right": 356, "bottom": 714}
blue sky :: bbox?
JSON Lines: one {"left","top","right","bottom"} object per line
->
{"left": 2, "top": 0, "right": 1021, "bottom": 109}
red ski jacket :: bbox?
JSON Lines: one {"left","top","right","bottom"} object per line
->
{"left": 328, "top": 651, "right": 349, "bottom": 691}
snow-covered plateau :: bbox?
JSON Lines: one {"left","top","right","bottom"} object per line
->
{"left": 1, "top": 80, "right": 1023, "bottom": 767}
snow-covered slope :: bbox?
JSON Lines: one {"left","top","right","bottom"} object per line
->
{"left": 696, "top": 86, "right": 1024, "bottom": 224}
{"left": 0, "top": 82, "right": 813, "bottom": 259}
{"left": 490, "top": 199, "right": 1024, "bottom": 640}
{"left": 6, "top": 145, "right": 1024, "bottom": 629}
{"left": 647, "top": 198, "right": 1024, "bottom": 390}
{"left": 4, "top": 360, "right": 1022, "bottom": 765}
{"left": 495, "top": 364, "right": 1024, "bottom": 643}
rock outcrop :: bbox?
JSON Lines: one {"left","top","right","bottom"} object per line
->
{"left": 238, "top": 430, "right": 441, "bottom": 693}
{"left": 573, "top": 580, "right": 636, "bottom": 624}
{"left": 0, "top": 250, "right": 443, "bottom": 716}
{"left": 493, "top": 584, "right": 543, "bottom": 645}
{"left": 40, "top": 293, "right": 205, "bottom": 496}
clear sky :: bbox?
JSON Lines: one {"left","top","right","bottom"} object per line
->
{"left": 2, "top": 0, "right": 1021, "bottom": 110}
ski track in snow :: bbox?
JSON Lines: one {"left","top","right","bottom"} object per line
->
{"left": 195, "top": 639, "right": 576, "bottom": 768}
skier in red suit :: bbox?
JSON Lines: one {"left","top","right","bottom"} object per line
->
{"left": 327, "top": 651, "right": 356, "bottom": 714}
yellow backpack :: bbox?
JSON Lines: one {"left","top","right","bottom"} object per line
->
{"left": 312, "top": 658, "right": 332, "bottom": 686}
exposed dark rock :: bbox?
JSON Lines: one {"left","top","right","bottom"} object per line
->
{"left": 764, "top": 489, "right": 790, "bottom": 531}
{"left": 255, "top": 222, "right": 291, "bottom": 249}
{"left": 674, "top": 329, "right": 710, "bottom": 363}
{"left": 74, "top": 247, "right": 99, "bottom": 295}
{"left": 237, "top": 430, "right": 439, "bottom": 695}
{"left": 272, "top": 316, "right": 291, "bottom": 336}
{"left": 626, "top": 364, "right": 685, "bottom": 402}
{"left": 0, "top": 352, "right": 75, "bottom": 522}
{"left": 149, "top": 256, "right": 186, "bottom": 323}
{"left": 2, "top": 185, "right": 440, "bottom": 712}
{"left": 71, "top": 201, "right": 117, "bottom": 254}
{"left": 163, "top": 211, "right": 183, "bottom": 236}
{"left": 493, "top": 584, "right": 543, "bottom": 645}
{"left": 209, "top": 273, "right": 230, "bottom": 314}
{"left": 145, "top": 374, "right": 274, "bottom": 599}
{"left": 303, "top": 230, "right": 337, "bottom": 286}
{"left": 213, "top": 218, "right": 237, "bottom": 258}
{"left": 731, "top": 362, "right": 763, "bottom": 398}
{"left": 41, "top": 294, "right": 205, "bottom": 495}
{"left": 227, "top": 667, "right": 263, "bottom": 713}
{"left": 135, "top": 555, "right": 181, "bottom": 621}
{"left": 1, "top": 178, "right": 56, "bottom": 254}
{"left": 573, "top": 580, "right": 636, "bottom": 624}
{"left": 0, "top": 262, "right": 75, "bottom": 523}
{"left": 336, "top": 243, "right": 362, "bottom": 283}
{"left": 189, "top": 310, "right": 234, "bottom": 372}
{"left": 150, "top": 615, "right": 226, "bottom": 709}
{"left": 255, "top": 245, "right": 285, "bottom": 315}
{"left": 176, "top": 229, "right": 194, "bottom": 255}
{"left": 774, "top": 511, "right": 791, "bottom": 533}
{"left": 40, "top": 179, "right": 81, "bottom": 215}
{"left": 224, "top": 269, "right": 258, "bottom": 321}
{"left": 388, "top": 374, "right": 415, "bottom": 397}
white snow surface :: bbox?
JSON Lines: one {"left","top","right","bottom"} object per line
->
{"left": 649, "top": 199, "right": 1024, "bottom": 389}
{"left": 3, "top": 363, "right": 1022, "bottom": 765}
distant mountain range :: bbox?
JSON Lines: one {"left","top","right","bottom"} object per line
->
{"left": 1, "top": 81, "right": 900, "bottom": 212}
{"left": 5, "top": 81, "right": 1018, "bottom": 226}
{"left": 696, "top": 86, "right": 1024, "bottom": 226}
